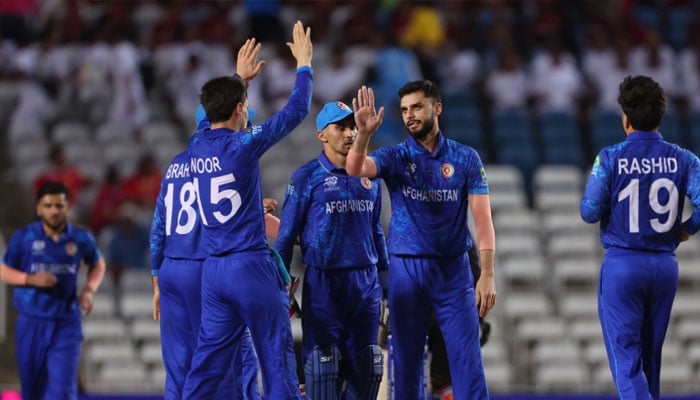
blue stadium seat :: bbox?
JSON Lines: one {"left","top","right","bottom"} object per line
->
{"left": 492, "top": 108, "right": 533, "bottom": 144}
{"left": 666, "top": 7, "right": 694, "bottom": 50}
{"left": 539, "top": 111, "right": 579, "bottom": 144}
{"left": 590, "top": 109, "right": 623, "bottom": 154}
{"left": 659, "top": 109, "right": 686, "bottom": 147}
{"left": 442, "top": 107, "right": 485, "bottom": 149}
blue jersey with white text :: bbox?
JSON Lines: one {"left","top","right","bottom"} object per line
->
{"left": 370, "top": 133, "right": 488, "bottom": 256}
{"left": 275, "top": 151, "right": 388, "bottom": 270}
{"left": 188, "top": 67, "right": 312, "bottom": 256}
{"left": 150, "top": 149, "right": 205, "bottom": 276}
{"left": 3, "top": 222, "right": 101, "bottom": 318}
{"left": 581, "top": 131, "right": 700, "bottom": 251}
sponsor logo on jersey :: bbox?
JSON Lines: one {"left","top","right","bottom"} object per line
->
{"left": 286, "top": 178, "right": 295, "bottom": 196}
{"left": 324, "top": 176, "right": 339, "bottom": 191}
{"left": 361, "top": 177, "right": 373, "bottom": 190}
{"left": 65, "top": 242, "right": 77, "bottom": 256}
{"left": 32, "top": 240, "right": 45, "bottom": 252}
{"left": 480, "top": 166, "right": 487, "bottom": 180}
{"left": 441, "top": 163, "right": 455, "bottom": 178}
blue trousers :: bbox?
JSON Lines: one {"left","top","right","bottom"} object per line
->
{"left": 598, "top": 249, "right": 678, "bottom": 400}
{"left": 182, "top": 250, "right": 301, "bottom": 399}
{"left": 301, "top": 266, "right": 381, "bottom": 389}
{"left": 388, "top": 254, "right": 487, "bottom": 400}
{"left": 15, "top": 314, "right": 82, "bottom": 400}
{"left": 159, "top": 258, "right": 260, "bottom": 399}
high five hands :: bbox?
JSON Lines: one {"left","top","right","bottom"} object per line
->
{"left": 352, "top": 86, "right": 384, "bottom": 137}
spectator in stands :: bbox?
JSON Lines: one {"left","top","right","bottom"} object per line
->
{"left": 485, "top": 45, "right": 528, "bottom": 111}
{"left": 33, "top": 145, "right": 89, "bottom": 210}
{"left": 89, "top": 165, "right": 127, "bottom": 235}
{"left": 121, "top": 152, "right": 162, "bottom": 212}
{"left": 630, "top": 29, "right": 680, "bottom": 107}
{"left": 678, "top": 33, "right": 700, "bottom": 112}
{"left": 105, "top": 201, "right": 149, "bottom": 296}
{"left": 529, "top": 35, "right": 584, "bottom": 113}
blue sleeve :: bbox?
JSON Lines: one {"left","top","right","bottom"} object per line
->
{"left": 370, "top": 146, "right": 394, "bottom": 180}
{"left": 149, "top": 181, "right": 166, "bottom": 276}
{"left": 372, "top": 181, "right": 389, "bottom": 271}
{"left": 2, "top": 230, "right": 24, "bottom": 269}
{"left": 82, "top": 231, "right": 101, "bottom": 268}
{"left": 249, "top": 67, "right": 313, "bottom": 160}
{"left": 274, "top": 169, "right": 310, "bottom": 270}
{"left": 581, "top": 151, "right": 612, "bottom": 223}
{"left": 467, "top": 148, "right": 489, "bottom": 195}
{"left": 683, "top": 149, "right": 700, "bottom": 234}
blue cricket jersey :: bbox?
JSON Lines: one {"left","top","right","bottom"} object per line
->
{"left": 188, "top": 67, "right": 312, "bottom": 256}
{"left": 275, "top": 151, "right": 389, "bottom": 270}
{"left": 370, "top": 132, "right": 489, "bottom": 256}
{"left": 581, "top": 131, "right": 700, "bottom": 251}
{"left": 3, "top": 222, "right": 101, "bottom": 318}
{"left": 150, "top": 149, "right": 205, "bottom": 276}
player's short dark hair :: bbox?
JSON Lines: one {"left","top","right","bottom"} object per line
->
{"left": 36, "top": 181, "right": 70, "bottom": 203}
{"left": 398, "top": 80, "right": 441, "bottom": 104}
{"left": 200, "top": 75, "right": 248, "bottom": 124}
{"left": 617, "top": 75, "right": 666, "bottom": 132}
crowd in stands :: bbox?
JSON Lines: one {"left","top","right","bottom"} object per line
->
{"left": 2, "top": 0, "right": 700, "bottom": 270}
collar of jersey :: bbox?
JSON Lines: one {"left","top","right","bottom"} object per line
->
{"left": 33, "top": 220, "right": 73, "bottom": 241}
{"left": 407, "top": 130, "right": 445, "bottom": 156}
{"left": 318, "top": 151, "right": 347, "bottom": 175}
{"left": 626, "top": 131, "right": 662, "bottom": 141}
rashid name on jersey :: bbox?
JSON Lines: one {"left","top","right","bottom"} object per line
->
{"left": 581, "top": 131, "right": 700, "bottom": 252}
{"left": 370, "top": 132, "right": 489, "bottom": 257}
{"left": 275, "top": 151, "right": 389, "bottom": 270}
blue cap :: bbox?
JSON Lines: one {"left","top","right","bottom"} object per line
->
{"left": 316, "top": 101, "right": 353, "bottom": 131}
{"left": 195, "top": 104, "right": 209, "bottom": 131}
{"left": 195, "top": 105, "right": 256, "bottom": 130}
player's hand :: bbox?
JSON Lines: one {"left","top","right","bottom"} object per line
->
{"left": 680, "top": 226, "right": 690, "bottom": 242}
{"left": 26, "top": 271, "right": 57, "bottom": 288}
{"left": 236, "top": 38, "right": 265, "bottom": 81}
{"left": 153, "top": 291, "right": 160, "bottom": 321}
{"left": 263, "top": 198, "right": 278, "bottom": 214}
{"left": 79, "top": 287, "right": 95, "bottom": 316}
{"left": 475, "top": 275, "right": 496, "bottom": 318}
{"left": 352, "top": 85, "right": 384, "bottom": 137}
{"left": 286, "top": 20, "right": 312, "bottom": 69}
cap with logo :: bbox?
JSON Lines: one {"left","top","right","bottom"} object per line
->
{"left": 316, "top": 101, "right": 354, "bottom": 131}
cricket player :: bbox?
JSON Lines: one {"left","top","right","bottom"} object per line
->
{"left": 347, "top": 82, "right": 497, "bottom": 399}
{"left": 181, "top": 21, "right": 312, "bottom": 399}
{"left": 275, "top": 101, "right": 389, "bottom": 399}
{"left": 581, "top": 75, "right": 700, "bottom": 399}
{"left": 1, "top": 181, "right": 106, "bottom": 400}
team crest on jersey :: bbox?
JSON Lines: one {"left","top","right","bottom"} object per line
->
{"left": 65, "top": 242, "right": 77, "bottom": 256}
{"left": 361, "top": 177, "right": 373, "bottom": 190}
{"left": 441, "top": 163, "right": 455, "bottom": 178}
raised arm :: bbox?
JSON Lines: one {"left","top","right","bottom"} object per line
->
{"left": 236, "top": 38, "right": 266, "bottom": 81}
{"left": 287, "top": 20, "right": 312, "bottom": 69}
{"left": 347, "top": 86, "right": 384, "bottom": 177}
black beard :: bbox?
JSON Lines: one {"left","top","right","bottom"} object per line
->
{"left": 42, "top": 217, "right": 66, "bottom": 233}
{"left": 408, "top": 118, "right": 435, "bottom": 141}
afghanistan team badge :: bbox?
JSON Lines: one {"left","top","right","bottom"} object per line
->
{"left": 441, "top": 163, "right": 455, "bottom": 178}
{"left": 65, "top": 242, "right": 77, "bottom": 256}
{"left": 361, "top": 177, "right": 373, "bottom": 190}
